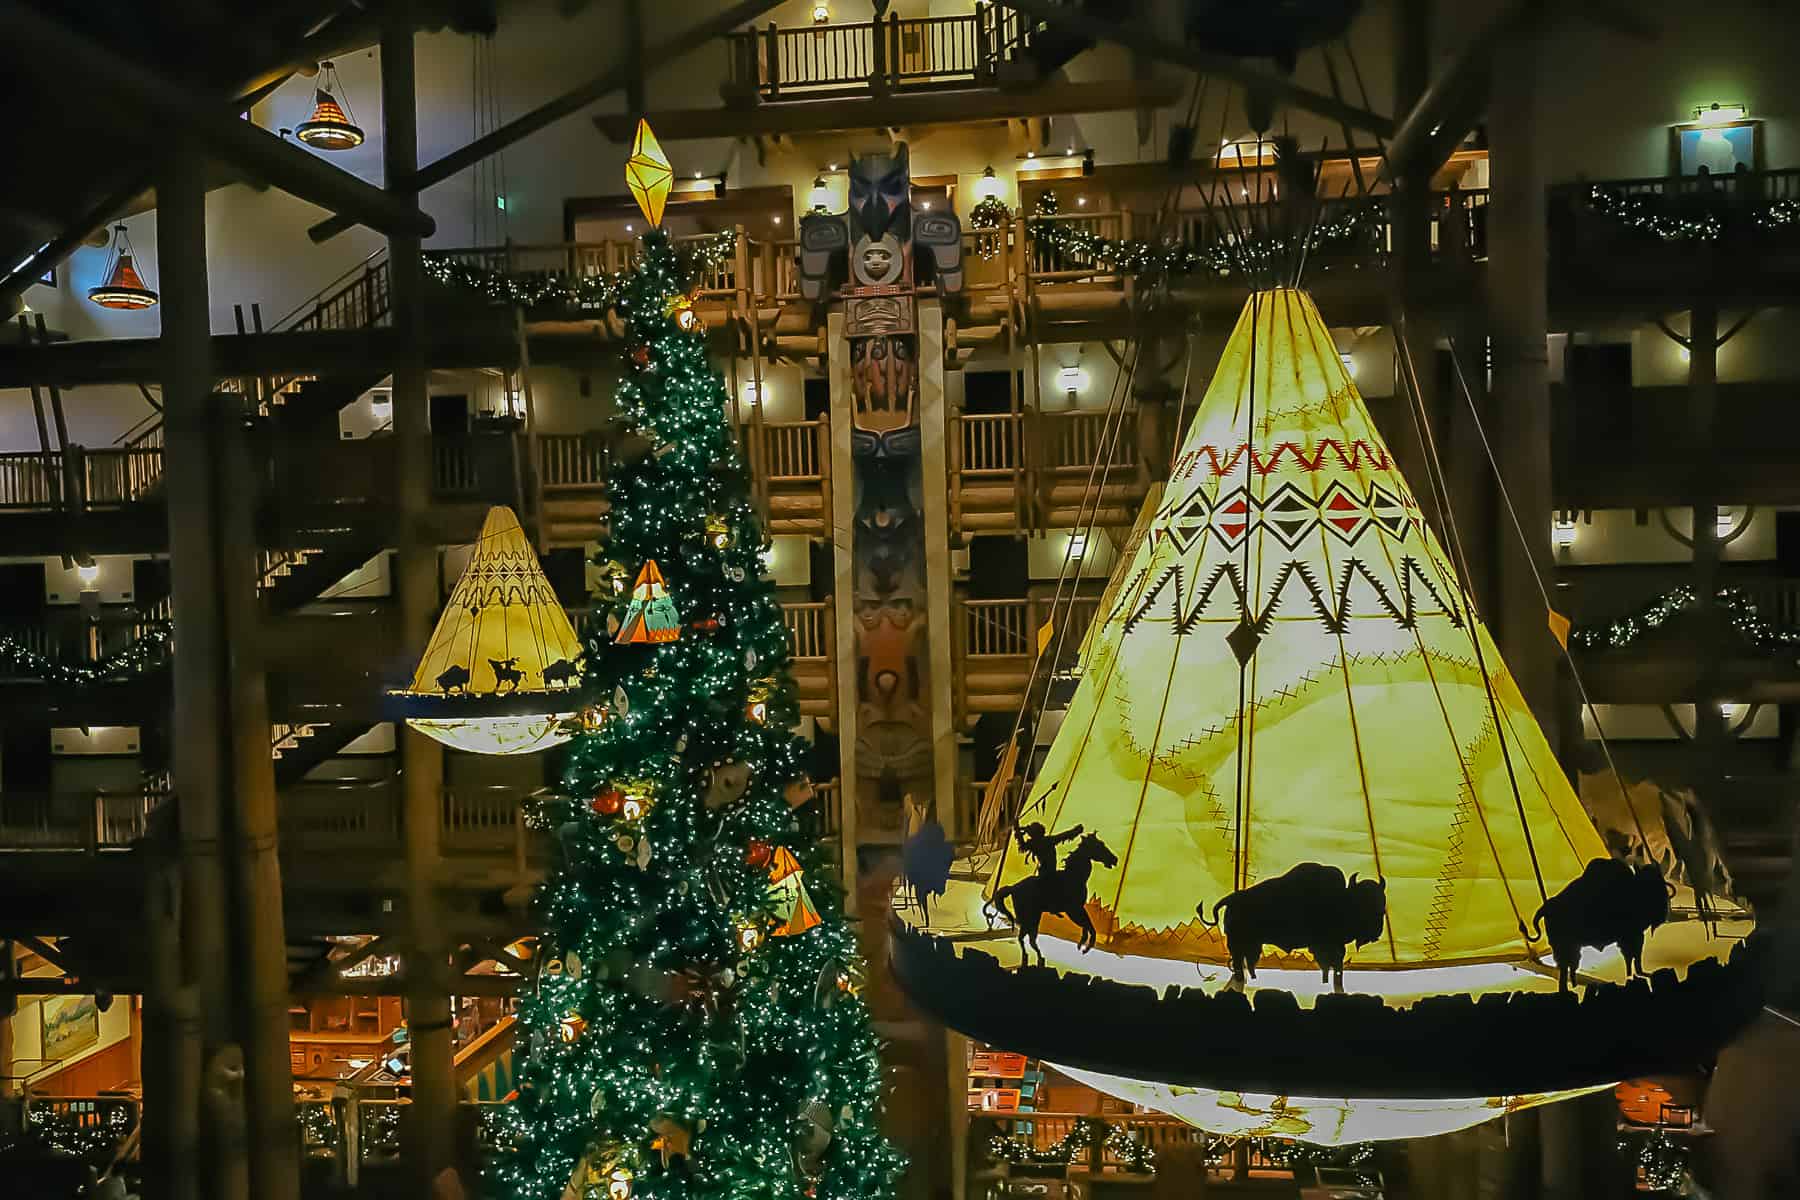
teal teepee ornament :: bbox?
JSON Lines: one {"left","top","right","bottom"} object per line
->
{"left": 615, "top": 559, "right": 681, "bottom": 645}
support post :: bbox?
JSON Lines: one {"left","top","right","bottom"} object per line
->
{"left": 1687, "top": 303, "right": 1727, "bottom": 799}
{"left": 827, "top": 311, "right": 861, "bottom": 900}
{"left": 1484, "top": 23, "right": 1557, "bottom": 739}
{"left": 383, "top": 9, "right": 455, "bottom": 1192}
{"left": 142, "top": 857, "right": 201, "bottom": 1200}
{"left": 918, "top": 300, "right": 959, "bottom": 835}
{"left": 156, "top": 137, "right": 242, "bottom": 1198}
{"left": 220, "top": 418, "right": 300, "bottom": 1200}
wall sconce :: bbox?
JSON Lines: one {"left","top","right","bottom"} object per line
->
{"left": 975, "top": 165, "right": 1004, "bottom": 201}
{"left": 76, "top": 561, "right": 101, "bottom": 589}
{"left": 370, "top": 389, "right": 392, "bottom": 413}
{"left": 809, "top": 176, "right": 833, "bottom": 212}
{"left": 1551, "top": 517, "right": 1577, "bottom": 549}
{"left": 1068, "top": 533, "right": 1088, "bottom": 558}
{"left": 741, "top": 380, "right": 763, "bottom": 407}
{"left": 1692, "top": 103, "right": 1748, "bottom": 126}
{"left": 1058, "top": 364, "right": 1087, "bottom": 396}
{"left": 1717, "top": 509, "right": 1737, "bottom": 538}
{"left": 812, "top": 3, "right": 830, "bottom": 23}
{"left": 1082, "top": 149, "right": 1095, "bottom": 176}
{"left": 1340, "top": 351, "right": 1357, "bottom": 379}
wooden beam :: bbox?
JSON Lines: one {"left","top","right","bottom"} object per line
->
{"left": 0, "top": 325, "right": 518, "bottom": 389}
{"left": 0, "top": 2, "right": 434, "bottom": 239}
{"left": 307, "top": 0, "right": 789, "bottom": 243}
{"left": 990, "top": 0, "right": 1394, "bottom": 136}
{"left": 593, "top": 78, "right": 1187, "bottom": 142}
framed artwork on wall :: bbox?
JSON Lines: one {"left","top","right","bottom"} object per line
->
{"left": 41, "top": 994, "right": 101, "bottom": 1060}
{"left": 1670, "top": 119, "right": 1762, "bottom": 176}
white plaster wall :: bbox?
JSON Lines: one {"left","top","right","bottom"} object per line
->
{"left": 1553, "top": 505, "right": 1777, "bottom": 566}
{"left": 1582, "top": 702, "right": 1779, "bottom": 742}
{"left": 1027, "top": 527, "right": 1117, "bottom": 580}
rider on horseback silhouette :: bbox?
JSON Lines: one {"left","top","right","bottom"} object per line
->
{"left": 1015, "top": 821, "right": 1084, "bottom": 878}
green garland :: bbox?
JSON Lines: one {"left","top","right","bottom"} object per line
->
{"left": 987, "top": 1117, "right": 1155, "bottom": 1174}
{"left": 1026, "top": 197, "right": 1380, "bottom": 281}
{"left": 1617, "top": 1130, "right": 1688, "bottom": 1193}
{"left": 1569, "top": 585, "right": 1800, "bottom": 651}
{"left": 0, "top": 622, "right": 172, "bottom": 685}
{"left": 423, "top": 230, "right": 738, "bottom": 313}
{"left": 1583, "top": 185, "right": 1800, "bottom": 243}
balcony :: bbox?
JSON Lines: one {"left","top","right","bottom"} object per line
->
{"left": 953, "top": 409, "right": 1161, "bottom": 534}
{"left": 722, "top": 6, "right": 1043, "bottom": 104}
{"left": 953, "top": 593, "right": 1103, "bottom": 715}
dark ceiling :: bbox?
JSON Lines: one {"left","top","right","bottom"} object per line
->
{"left": 0, "top": 0, "right": 500, "bottom": 301}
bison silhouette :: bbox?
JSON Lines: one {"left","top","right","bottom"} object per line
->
{"left": 1199, "top": 862, "right": 1387, "bottom": 993}
{"left": 542, "top": 657, "right": 583, "bottom": 687}
{"left": 1532, "top": 857, "right": 1673, "bottom": 991}
{"left": 435, "top": 664, "right": 471, "bottom": 693}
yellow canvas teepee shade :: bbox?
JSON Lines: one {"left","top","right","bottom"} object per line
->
{"left": 985, "top": 289, "right": 1607, "bottom": 972}
{"left": 394, "top": 505, "right": 586, "bottom": 755}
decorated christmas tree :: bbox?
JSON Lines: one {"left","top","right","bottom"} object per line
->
{"left": 491, "top": 221, "right": 903, "bottom": 1200}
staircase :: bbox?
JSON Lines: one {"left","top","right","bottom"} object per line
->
{"left": 271, "top": 721, "right": 377, "bottom": 788}
{"left": 258, "top": 543, "right": 387, "bottom": 613}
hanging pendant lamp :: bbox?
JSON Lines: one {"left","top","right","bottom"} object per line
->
{"left": 388, "top": 506, "right": 587, "bottom": 755}
{"left": 296, "top": 61, "right": 365, "bottom": 151}
{"left": 87, "top": 223, "right": 158, "bottom": 310}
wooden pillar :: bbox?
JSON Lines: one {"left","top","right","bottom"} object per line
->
{"left": 383, "top": 8, "right": 455, "bottom": 1192}
{"left": 156, "top": 136, "right": 243, "bottom": 1200}
{"left": 918, "top": 299, "right": 958, "bottom": 836}
{"left": 1687, "top": 303, "right": 1728, "bottom": 794}
{"left": 143, "top": 856, "right": 201, "bottom": 1200}
{"left": 1484, "top": 22, "right": 1557, "bottom": 739}
{"left": 826, "top": 310, "right": 860, "bottom": 900}
{"left": 220, "top": 418, "right": 299, "bottom": 1200}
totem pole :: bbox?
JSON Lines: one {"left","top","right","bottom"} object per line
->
{"left": 798, "top": 145, "right": 963, "bottom": 841}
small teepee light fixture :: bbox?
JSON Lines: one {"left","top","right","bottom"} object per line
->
{"left": 389, "top": 506, "right": 586, "bottom": 755}
{"left": 296, "top": 62, "right": 365, "bottom": 151}
{"left": 87, "top": 223, "right": 158, "bottom": 310}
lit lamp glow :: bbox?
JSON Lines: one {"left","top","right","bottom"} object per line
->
{"left": 389, "top": 505, "right": 585, "bottom": 755}
{"left": 295, "top": 62, "right": 365, "bottom": 151}
{"left": 808, "top": 176, "right": 834, "bottom": 213}
{"left": 975, "top": 165, "right": 1005, "bottom": 202}
{"left": 76, "top": 561, "right": 101, "bottom": 589}
{"left": 87, "top": 224, "right": 158, "bottom": 310}
{"left": 625, "top": 118, "right": 674, "bottom": 228}
{"left": 1339, "top": 350, "right": 1358, "bottom": 379}
{"left": 1692, "top": 102, "right": 1748, "bottom": 126}
{"left": 892, "top": 289, "right": 1743, "bottom": 1146}
{"left": 1057, "top": 364, "right": 1086, "bottom": 396}
{"left": 1552, "top": 517, "right": 1578, "bottom": 549}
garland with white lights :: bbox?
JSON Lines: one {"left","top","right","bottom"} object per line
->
{"left": 0, "top": 622, "right": 172, "bottom": 685}
{"left": 1569, "top": 585, "right": 1800, "bottom": 651}
{"left": 1617, "top": 1129, "right": 1688, "bottom": 1193}
{"left": 1582, "top": 185, "right": 1800, "bottom": 243}
{"left": 986, "top": 1118, "right": 1156, "bottom": 1174}
{"left": 422, "top": 230, "right": 739, "bottom": 312}
{"left": 1026, "top": 198, "right": 1382, "bottom": 281}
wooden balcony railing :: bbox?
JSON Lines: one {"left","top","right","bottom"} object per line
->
{"left": 724, "top": 5, "right": 1031, "bottom": 101}
{"left": 0, "top": 444, "right": 165, "bottom": 511}
{"left": 954, "top": 594, "right": 1104, "bottom": 714}
{"left": 960, "top": 412, "right": 1020, "bottom": 474}
{"left": 814, "top": 778, "right": 843, "bottom": 840}
{"left": 0, "top": 788, "right": 168, "bottom": 853}
{"left": 782, "top": 600, "right": 832, "bottom": 660}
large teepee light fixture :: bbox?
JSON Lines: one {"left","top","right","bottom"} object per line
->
{"left": 87, "top": 223, "right": 158, "bottom": 310}
{"left": 892, "top": 289, "right": 1759, "bottom": 1146}
{"left": 296, "top": 61, "right": 365, "bottom": 151}
{"left": 389, "top": 506, "right": 586, "bottom": 755}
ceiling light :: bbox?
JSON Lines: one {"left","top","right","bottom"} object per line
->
{"left": 1692, "top": 103, "right": 1748, "bottom": 126}
{"left": 295, "top": 62, "right": 365, "bottom": 151}
{"left": 88, "top": 223, "right": 158, "bottom": 310}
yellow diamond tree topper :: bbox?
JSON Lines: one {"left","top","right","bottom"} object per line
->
{"left": 625, "top": 118, "right": 673, "bottom": 228}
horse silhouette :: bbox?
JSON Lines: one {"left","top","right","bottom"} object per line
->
{"left": 985, "top": 832, "right": 1118, "bottom": 967}
{"left": 489, "top": 657, "right": 524, "bottom": 692}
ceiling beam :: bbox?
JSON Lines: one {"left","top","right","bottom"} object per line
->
{"left": 0, "top": 3, "right": 434, "bottom": 240}
{"left": 307, "top": 0, "right": 789, "bottom": 243}
{"left": 989, "top": 0, "right": 1394, "bottom": 137}
{"left": 592, "top": 77, "right": 1186, "bottom": 142}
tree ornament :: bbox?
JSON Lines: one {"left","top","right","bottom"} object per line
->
{"left": 794, "top": 1099, "right": 835, "bottom": 1180}
{"left": 559, "top": 1012, "right": 587, "bottom": 1043}
{"left": 745, "top": 840, "right": 775, "bottom": 869}
{"left": 636, "top": 836, "right": 653, "bottom": 869}
{"left": 704, "top": 759, "right": 754, "bottom": 810}
{"left": 648, "top": 1115, "right": 692, "bottom": 1167}
{"left": 784, "top": 775, "right": 817, "bottom": 809}
{"left": 615, "top": 560, "right": 682, "bottom": 645}
{"left": 613, "top": 685, "right": 631, "bottom": 715}
{"left": 690, "top": 614, "right": 723, "bottom": 634}
{"left": 591, "top": 1088, "right": 606, "bottom": 1118}
{"left": 599, "top": 559, "right": 632, "bottom": 596}
{"left": 768, "top": 847, "right": 824, "bottom": 937}
{"left": 734, "top": 917, "right": 765, "bottom": 953}
{"left": 631, "top": 344, "right": 652, "bottom": 368}
{"left": 577, "top": 705, "right": 607, "bottom": 732}
{"left": 593, "top": 788, "right": 626, "bottom": 816}
{"left": 704, "top": 512, "right": 733, "bottom": 550}
{"left": 666, "top": 291, "right": 703, "bottom": 332}
{"left": 616, "top": 834, "right": 636, "bottom": 854}
{"left": 625, "top": 118, "right": 673, "bottom": 227}
{"left": 724, "top": 564, "right": 746, "bottom": 583}
{"left": 567, "top": 950, "right": 583, "bottom": 978}
{"left": 745, "top": 647, "right": 759, "bottom": 670}
{"left": 545, "top": 957, "right": 565, "bottom": 977}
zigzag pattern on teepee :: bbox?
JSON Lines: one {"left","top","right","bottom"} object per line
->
{"left": 1169, "top": 437, "right": 1392, "bottom": 485}
{"left": 1114, "top": 556, "right": 1468, "bottom": 635}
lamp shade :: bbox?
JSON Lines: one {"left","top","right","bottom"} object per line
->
{"left": 891, "top": 289, "right": 1755, "bottom": 1145}
{"left": 389, "top": 506, "right": 586, "bottom": 755}
{"left": 296, "top": 64, "right": 364, "bottom": 151}
{"left": 88, "top": 224, "right": 157, "bottom": 310}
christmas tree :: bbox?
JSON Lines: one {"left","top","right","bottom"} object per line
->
{"left": 491, "top": 228, "right": 904, "bottom": 1200}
